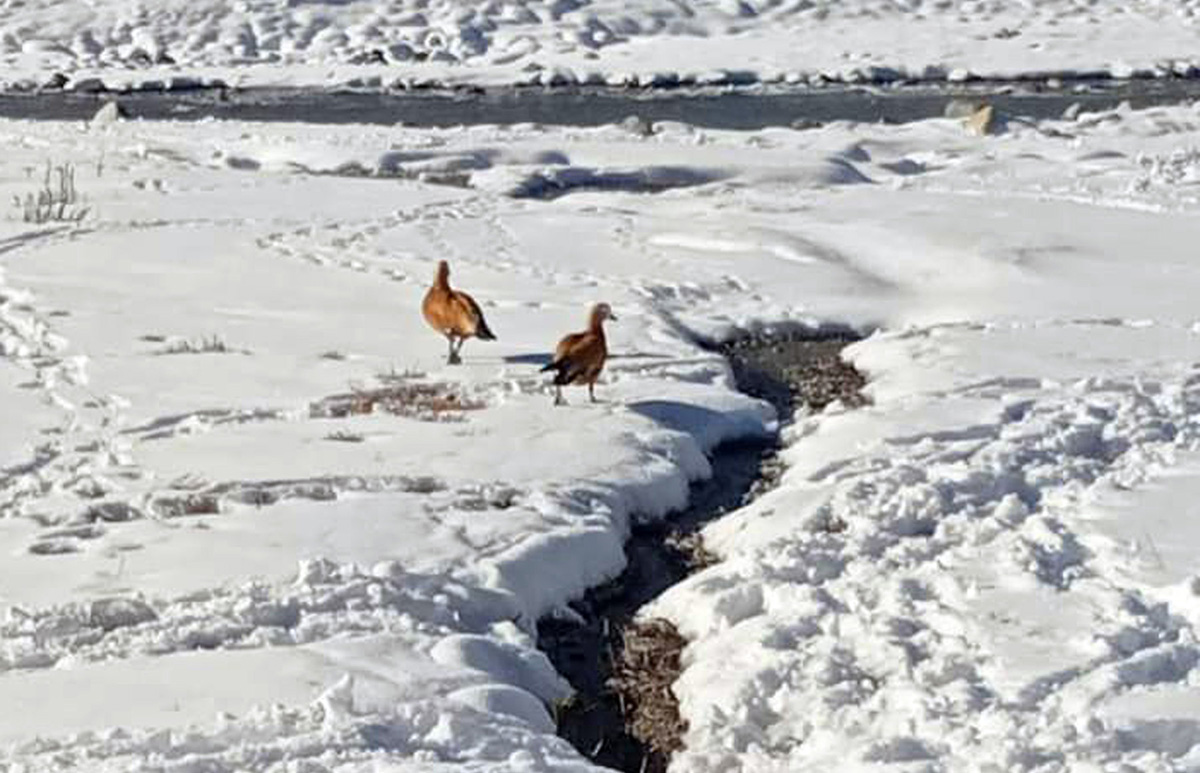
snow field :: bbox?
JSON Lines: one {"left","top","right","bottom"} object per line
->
{"left": 3, "top": 100, "right": 1200, "bottom": 771}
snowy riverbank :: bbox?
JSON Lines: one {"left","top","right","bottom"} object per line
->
{"left": 1, "top": 1, "right": 1200, "bottom": 92}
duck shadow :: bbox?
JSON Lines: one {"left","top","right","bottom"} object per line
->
{"left": 625, "top": 399, "right": 728, "bottom": 434}
{"left": 503, "top": 351, "right": 674, "bottom": 367}
{"left": 608, "top": 352, "right": 673, "bottom": 361}
{"left": 504, "top": 352, "right": 554, "bottom": 366}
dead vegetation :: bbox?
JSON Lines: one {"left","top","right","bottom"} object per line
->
{"left": 156, "top": 336, "right": 238, "bottom": 355}
{"left": 609, "top": 618, "right": 690, "bottom": 761}
{"left": 14, "top": 161, "right": 89, "bottom": 224}
{"left": 150, "top": 494, "right": 221, "bottom": 518}
{"left": 310, "top": 379, "right": 484, "bottom": 422}
{"left": 324, "top": 429, "right": 366, "bottom": 443}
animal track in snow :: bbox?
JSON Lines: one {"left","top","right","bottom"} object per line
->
{"left": 0, "top": 233, "right": 139, "bottom": 527}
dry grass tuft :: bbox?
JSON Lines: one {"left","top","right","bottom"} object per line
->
{"left": 14, "top": 161, "right": 89, "bottom": 224}
{"left": 157, "top": 336, "right": 235, "bottom": 355}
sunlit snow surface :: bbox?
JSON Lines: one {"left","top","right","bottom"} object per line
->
{"left": 3, "top": 104, "right": 1200, "bottom": 771}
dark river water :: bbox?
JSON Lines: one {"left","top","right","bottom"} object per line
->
{"left": 1, "top": 79, "right": 1198, "bottom": 128}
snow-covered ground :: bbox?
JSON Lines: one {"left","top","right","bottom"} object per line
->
{"left": 5, "top": 100, "right": 1200, "bottom": 772}
{"left": 2, "top": 0, "right": 1200, "bottom": 91}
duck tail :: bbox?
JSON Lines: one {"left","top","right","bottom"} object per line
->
{"left": 475, "top": 316, "right": 497, "bottom": 341}
{"left": 540, "top": 359, "right": 574, "bottom": 384}
{"left": 541, "top": 360, "right": 577, "bottom": 385}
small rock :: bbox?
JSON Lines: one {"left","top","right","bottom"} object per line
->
{"left": 619, "top": 115, "right": 653, "bottom": 137}
{"left": 166, "top": 76, "right": 203, "bottom": 91}
{"left": 90, "top": 100, "right": 127, "bottom": 127}
{"left": 645, "top": 71, "right": 680, "bottom": 88}
{"left": 863, "top": 66, "right": 903, "bottom": 83}
{"left": 1111, "top": 61, "right": 1136, "bottom": 79}
{"left": 41, "top": 72, "right": 69, "bottom": 90}
{"left": 720, "top": 69, "right": 759, "bottom": 86}
{"left": 540, "top": 68, "right": 576, "bottom": 87}
{"left": 720, "top": 0, "right": 757, "bottom": 17}
{"left": 70, "top": 77, "right": 108, "bottom": 94}
{"left": 943, "top": 98, "right": 981, "bottom": 119}
{"left": 387, "top": 42, "right": 415, "bottom": 62}
{"left": 964, "top": 104, "right": 999, "bottom": 136}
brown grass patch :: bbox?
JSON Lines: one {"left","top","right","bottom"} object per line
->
{"left": 310, "top": 382, "right": 484, "bottom": 422}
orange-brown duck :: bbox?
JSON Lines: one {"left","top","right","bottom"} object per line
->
{"left": 422, "top": 260, "right": 497, "bottom": 364}
{"left": 541, "top": 302, "right": 616, "bottom": 405}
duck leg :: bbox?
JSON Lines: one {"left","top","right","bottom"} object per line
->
{"left": 588, "top": 383, "right": 597, "bottom": 403}
{"left": 554, "top": 385, "right": 566, "bottom": 406}
{"left": 446, "top": 335, "right": 462, "bottom": 365}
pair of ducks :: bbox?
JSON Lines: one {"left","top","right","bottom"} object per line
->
{"left": 421, "top": 260, "right": 616, "bottom": 405}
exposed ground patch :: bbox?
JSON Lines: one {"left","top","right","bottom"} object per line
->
{"left": 539, "top": 328, "right": 868, "bottom": 772}
{"left": 309, "top": 378, "right": 485, "bottom": 423}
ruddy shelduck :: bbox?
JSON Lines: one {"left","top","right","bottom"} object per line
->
{"left": 422, "top": 260, "right": 497, "bottom": 364}
{"left": 541, "top": 302, "right": 617, "bottom": 405}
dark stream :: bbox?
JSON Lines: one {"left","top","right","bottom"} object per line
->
{"left": 3, "top": 79, "right": 1200, "bottom": 128}
{"left": 538, "top": 331, "right": 865, "bottom": 772}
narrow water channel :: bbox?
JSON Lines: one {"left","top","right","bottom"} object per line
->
{"left": 538, "top": 330, "right": 866, "bottom": 773}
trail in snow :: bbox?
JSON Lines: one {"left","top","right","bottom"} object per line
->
{"left": 0, "top": 225, "right": 142, "bottom": 534}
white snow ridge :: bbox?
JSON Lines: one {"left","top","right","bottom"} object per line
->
{"left": 6, "top": 54, "right": 1200, "bottom": 773}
